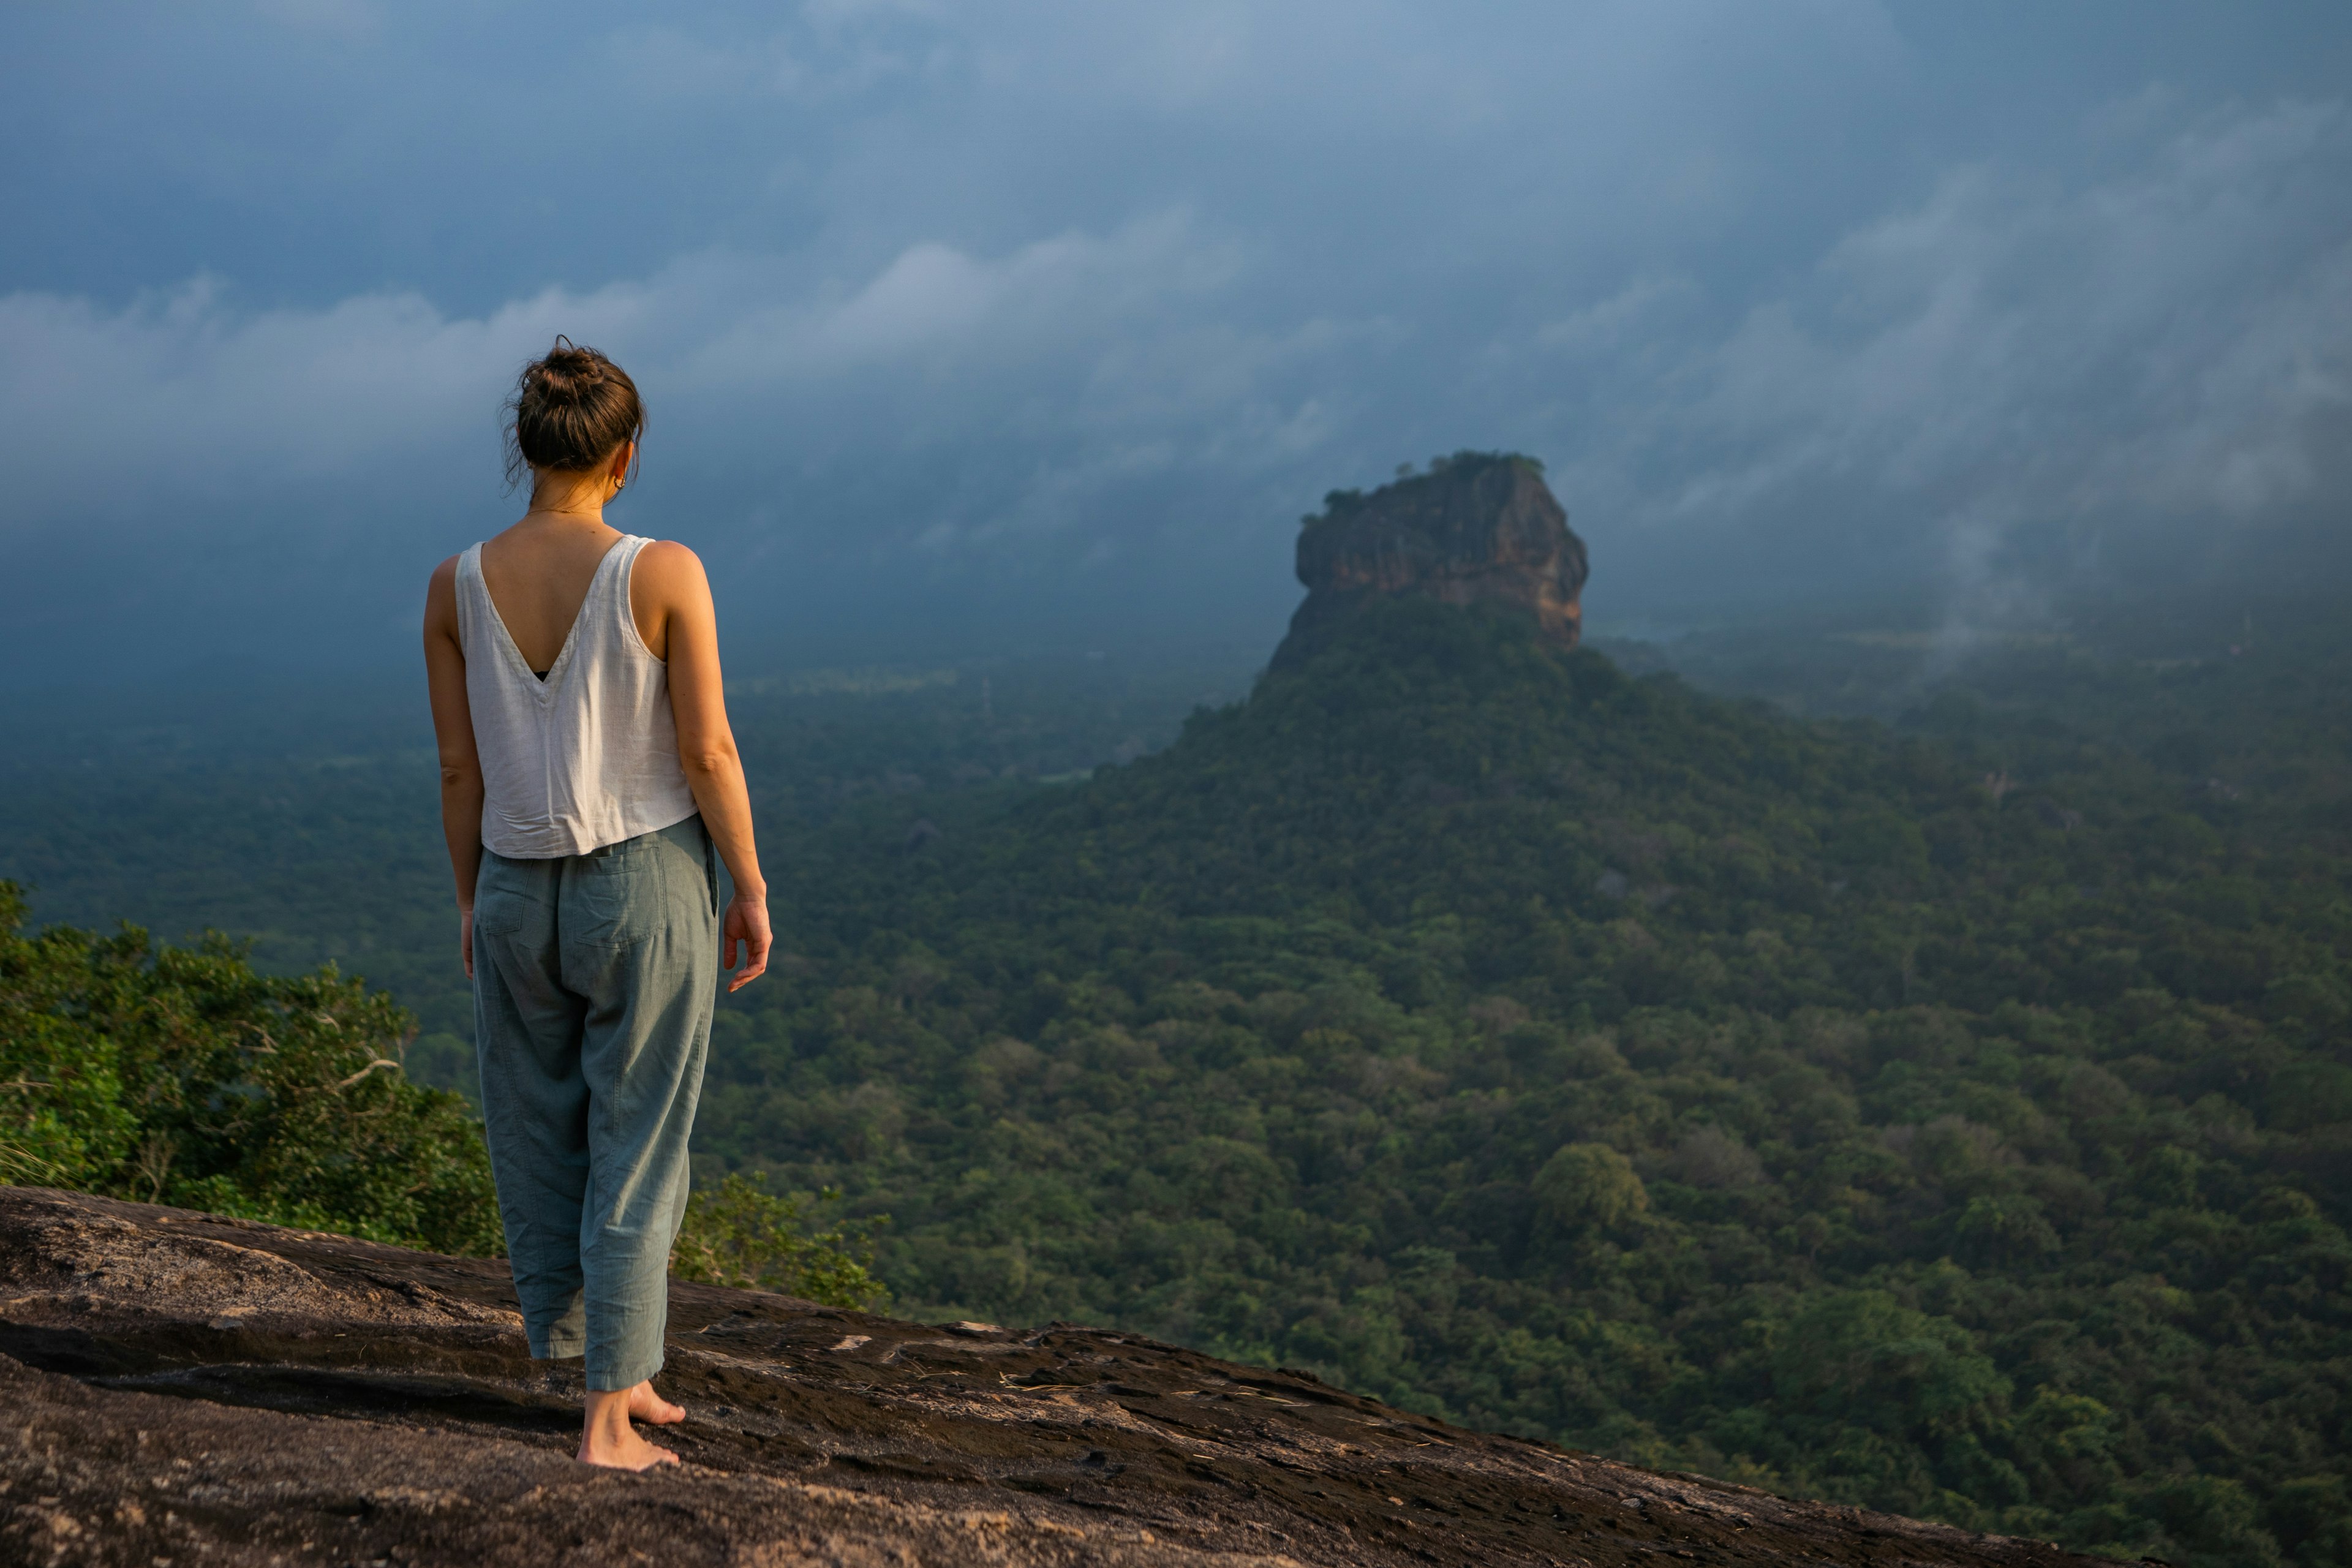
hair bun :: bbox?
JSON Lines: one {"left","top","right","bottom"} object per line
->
{"left": 530, "top": 364, "right": 584, "bottom": 403}
{"left": 503, "top": 336, "right": 646, "bottom": 484}
{"left": 530, "top": 339, "right": 601, "bottom": 402}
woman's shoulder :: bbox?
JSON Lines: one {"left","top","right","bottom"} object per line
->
{"left": 621, "top": 538, "right": 714, "bottom": 658}
{"left": 423, "top": 549, "right": 472, "bottom": 636}
{"left": 425, "top": 543, "right": 483, "bottom": 595}
{"left": 628, "top": 537, "right": 709, "bottom": 590}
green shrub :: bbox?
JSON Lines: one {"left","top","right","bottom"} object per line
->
{"left": 0, "top": 882, "right": 500, "bottom": 1255}
{"left": 671, "top": 1171, "right": 890, "bottom": 1310}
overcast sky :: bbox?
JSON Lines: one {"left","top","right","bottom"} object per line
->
{"left": 4, "top": 1, "right": 2348, "bottom": 682}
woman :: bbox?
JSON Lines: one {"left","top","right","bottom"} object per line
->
{"left": 422, "top": 338, "right": 771, "bottom": 1471}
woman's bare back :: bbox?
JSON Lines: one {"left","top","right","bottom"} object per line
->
{"left": 478, "top": 519, "right": 631, "bottom": 672}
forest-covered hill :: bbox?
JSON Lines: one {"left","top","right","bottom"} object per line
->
{"left": 699, "top": 599, "right": 2351, "bottom": 1566}
{"left": 3, "top": 590, "right": 2348, "bottom": 1566}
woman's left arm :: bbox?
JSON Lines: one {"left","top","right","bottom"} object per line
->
{"left": 633, "top": 540, "right": 771, "bottom": 992}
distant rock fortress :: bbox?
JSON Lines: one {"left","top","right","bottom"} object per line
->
{"left": 1270, "top": 451, "right": 1589, "bottom": 672}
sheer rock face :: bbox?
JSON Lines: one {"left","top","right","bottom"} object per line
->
{"left": 0, "top": 1186, "right": 2105, "bottom": 1568}
{"left": 1273, "top": 456, "right": 1589, "bottom": 673}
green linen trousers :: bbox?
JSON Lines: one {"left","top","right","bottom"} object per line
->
{"left": 470, "top": 813, "right": 717, "bottom": 1391}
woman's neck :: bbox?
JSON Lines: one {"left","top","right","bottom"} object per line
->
{"left": 525, "top": 467, "right": 612, "bottom": 522}
{"left": 524, "top": 501, "right": 607, "bottom": 526}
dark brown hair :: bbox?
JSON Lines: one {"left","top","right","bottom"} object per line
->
{"left": 502, "top": 336, "right": 645, "bottom": 487}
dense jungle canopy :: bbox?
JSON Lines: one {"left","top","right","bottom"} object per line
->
{"left": 5, "top": 592, "right": 2348, "bottom": 1566}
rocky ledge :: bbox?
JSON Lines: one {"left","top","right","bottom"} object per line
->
{"left": 1, "top": 1186, "right": 2108, "bottom": 1567}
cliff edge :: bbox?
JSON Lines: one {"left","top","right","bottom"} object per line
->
{"left": 0, "top": 1186, "right": 2112, "bottom": 1567}
{"left": 1271, "top": 453, "right": 1588, "bottom": 673}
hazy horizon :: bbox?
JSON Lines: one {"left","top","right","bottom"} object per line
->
{"left": 6, "top": 1, "right": 2350, "bottom": 688}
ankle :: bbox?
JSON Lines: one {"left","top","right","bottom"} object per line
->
{"left": 584, "top": 1387, "right": 635, "bottom": 1433}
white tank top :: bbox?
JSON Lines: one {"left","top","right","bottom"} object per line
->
{"left": 455, "top": 533, "right": 699, "bottom": 859}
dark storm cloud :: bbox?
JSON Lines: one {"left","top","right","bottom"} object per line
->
{"left": 2, "top": 1, "right": 2347, "bottom": 676}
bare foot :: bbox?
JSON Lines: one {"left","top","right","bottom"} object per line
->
{"left": 628, "top": 1382, "right": 686, "bottom": 1426}
{"left": 579, "top": 1382, "right": 682, "bottom": 1471}
{"left": 578, "top": 1427, "right": 679, "bottom": 1471}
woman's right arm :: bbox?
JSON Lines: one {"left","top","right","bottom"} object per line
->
{"left": 423, "top": 557, "right": 486, "bottom": 978}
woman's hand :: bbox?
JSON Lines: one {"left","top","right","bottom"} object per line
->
{"left": 460, "top": 906, "right": 475, "bottom": 980}
{"left": 723, "top": 891, "right": 771, "bottom": 992}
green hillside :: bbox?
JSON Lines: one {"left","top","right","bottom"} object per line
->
{"left": 4, "top": 593, "right": 2348, "bottom": 1565}
{"left": 700, "top": 600, "right": 2352, "bottom": 1566}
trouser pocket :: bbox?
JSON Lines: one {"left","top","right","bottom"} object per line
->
{"left": 567, "top": 846, "right": 665, "bottom": 949}
{"left": 472, "top": 852, "right": 540, "bottom": 935}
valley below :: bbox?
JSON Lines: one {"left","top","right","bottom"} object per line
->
{"left": 4, "top": 466, "right": 2348, "bottom": 1563}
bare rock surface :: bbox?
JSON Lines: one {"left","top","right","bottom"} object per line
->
{"left": 1272, "top": 455, "right": 1589, "bottom": 672}
{"left": 0, "top": 1186, "right": 2111, "bottom": 1567}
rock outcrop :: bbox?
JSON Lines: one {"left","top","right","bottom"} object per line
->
{"left": 1, "top": 1186, "right": 2112, "bottom": 1567}
{"left": 1270, "top": 454, "right": 1588, "bottom": 673}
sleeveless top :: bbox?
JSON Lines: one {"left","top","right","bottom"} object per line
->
{"left": 454, "top": 534, "right": 699, "bottom": 859}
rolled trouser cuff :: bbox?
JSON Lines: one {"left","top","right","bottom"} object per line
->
{"left": 584, "top": 1348, "right": 666, "bottom": 1392}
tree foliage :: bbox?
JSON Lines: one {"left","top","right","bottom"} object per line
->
{"left": 0, "top": 884, "right": 500, "bottom": 1253}
{"left": 6, "top": 592, "right": 2349, "bottom": 1564}
{"left": 669, "top": 1172, "right": 891, "bottom": 1310}
{"left": 689, "top": 599, "right": 2352, "bottom": 1566}
{"left": 1, "top": 885, "right": 902, "bottom": 1310}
